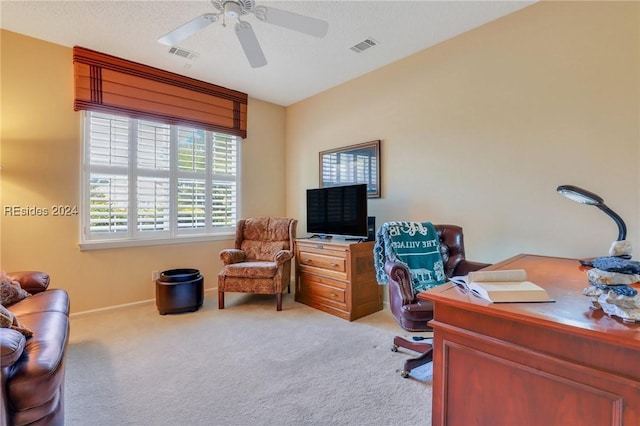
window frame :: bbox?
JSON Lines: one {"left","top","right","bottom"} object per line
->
{"left": 79, "top": 111, "right": 241, "bottom": 251}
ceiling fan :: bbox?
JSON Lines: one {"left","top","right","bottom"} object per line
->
{"left": 158, "top": 0, "right": 329, "bottom": 68}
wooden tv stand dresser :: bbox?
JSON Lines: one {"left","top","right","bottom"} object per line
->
{"left": 294, "top": 238, "right": 382, "bottom": 321}
{"left": 420, "top": 254, "right": 640, "bottom": 426}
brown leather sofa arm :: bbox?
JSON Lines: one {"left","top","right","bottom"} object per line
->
{"left": 385, "top": 259, "right": 414, "bottom": 305}
{"left": 452, "top": 260, "right": 491, "bottom": 277}
{"left": 0, "top": 329, "right": 26, "bottom": 368}
{"left": 219, "top": 249, "right": 246, "bottom": 265}
{"left": 7, "top": 271, "right": 50, "bottom": 294}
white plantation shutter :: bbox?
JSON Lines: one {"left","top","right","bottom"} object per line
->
{"left": 137, "top": 121, "right": 171, "bottom": 233}
{"left": 177, "top": 128, "right": 207, "bottom": 231}
{"left": 89, "top": 174, "right": 128, "bottom": 233}
{"left": 178, "top": 128, "right": 207, "bottom": 172}
{"left": 211, "top": 133, "right": 237, "bottom": 227}
{"left": 211, "top": 182, "right": 237, "bottom": 226}
{"left": 87, "top": 113, "right": 129, "bottom": 237}
{"left": 137, "top": 177, "right": 170, "bottom": 232}
{"left": 177, "top": 179, "right": 207, "bottom": 229}
{"left": 89, "top": 114, "right": 129, "bottom": 166}
{"left": 137, "top": 122, "right": 170, "bottom": 170}
{"left": 82, "top": 111, "right": 239, "bottom": 247}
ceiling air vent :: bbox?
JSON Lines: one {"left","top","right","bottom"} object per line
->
{"left": 168, "top": 46, "right": 199, "bottom": 61}
{"left": 350, "top": 38, "right": 378, "bottom": 53}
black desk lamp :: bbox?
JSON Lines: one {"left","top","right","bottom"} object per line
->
{"left": 556, "top": 184, "right": 627, "bottom": 241}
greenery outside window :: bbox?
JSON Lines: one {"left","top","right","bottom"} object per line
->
{"left": 80, "top": 111, "right": 240, "bottom": 249}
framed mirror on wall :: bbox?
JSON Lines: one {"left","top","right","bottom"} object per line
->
{"left": 319, "top": 140, "right": 381, "bottom": 198}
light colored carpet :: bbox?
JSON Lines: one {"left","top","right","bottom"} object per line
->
{"left": 66, "top": 293, "right": 433, "bottom": 425}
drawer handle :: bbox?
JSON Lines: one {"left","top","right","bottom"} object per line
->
{"left": 330, "top": 292, "right": 338, "bottom": 298}
{"left": 304, "top": 258, "right": 312, "bottom": 263}
{"left": 330, "top": 262, "right": 339, "bottom": 267}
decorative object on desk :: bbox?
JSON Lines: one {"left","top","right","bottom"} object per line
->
{"left": 581, "top": 256, "right": 640, "bottom": 323}
{"left": 556, "top": 184, "right": 631, "bottom": 257}
{"left": 557, "top": 185, "right": 640, "bottom": 321}
{"left": 319, "top": 140, "right": 380, "bottom": 198}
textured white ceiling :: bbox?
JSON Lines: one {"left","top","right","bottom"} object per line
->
{"left": 0, "top": 1, "right": 536, "bottom": 106}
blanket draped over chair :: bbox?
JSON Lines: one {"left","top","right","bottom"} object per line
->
{"left": 373, "top": 221, "right": 447, "bottom": 294}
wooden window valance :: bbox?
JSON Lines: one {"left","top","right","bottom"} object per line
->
{"left": 73, "top": 46, "right": 247, "bottom": 138}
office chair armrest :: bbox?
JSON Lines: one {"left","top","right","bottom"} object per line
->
{"left": 219, "top": 249, "right": 246, "bottom": 265}
{"left": 402, "top": 299, "right": 434, "bottom": 314}
{"left": 385, "top": 259, "right": 415, "bottom": 305}
{"left": 453, "top": 260, "right": 491, "bottom": 277}
{"left": 274, "top": 250, "right": 294, "bottom": 265}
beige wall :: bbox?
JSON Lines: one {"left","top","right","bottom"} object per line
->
{"left": 0, "top": 30, "right": 287, "bottom": 313}
{"left": 286, "top": 1, "right": 640, "bottom": 264}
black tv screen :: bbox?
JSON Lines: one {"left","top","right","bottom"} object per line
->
{"left": 306, "top": 183, "right": 368, "bottom": 238}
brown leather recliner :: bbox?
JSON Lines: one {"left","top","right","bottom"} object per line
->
{"left": 385, "top": 224, "right": 490, "bottom": 377}
{"left": 1, "top": 271, "right": 70, "bottom": 425}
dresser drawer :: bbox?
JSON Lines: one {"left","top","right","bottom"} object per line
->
{"left": 297, "top": 273, "right": 347, "bottom": 306}
{"left": 298, "top": 250, "right": 346, "bottom": 273}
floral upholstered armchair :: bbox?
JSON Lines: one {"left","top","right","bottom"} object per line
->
{"left": 218, "top": 217, "right": 297, "bottom": 311}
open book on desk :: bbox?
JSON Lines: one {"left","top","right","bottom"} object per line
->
{"left": 450, "top": 269, "right": 554, "bottom": 303}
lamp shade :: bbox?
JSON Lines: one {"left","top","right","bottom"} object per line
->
{"left": 556, "top": 184, "right": 627, "bottom": 241}
{"left": 556, "top": 185, "right": 603, "bottom": 206}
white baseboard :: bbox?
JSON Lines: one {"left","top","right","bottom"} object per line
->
{"left": 70, "top": 287, "right": 218, "bottom": 318}
{"left": 71, "top": 288, "right": 384, "bottom": 318}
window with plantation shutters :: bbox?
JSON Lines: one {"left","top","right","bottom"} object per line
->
{"left": 81, "top": 111, "right": 239, "bottom": 249}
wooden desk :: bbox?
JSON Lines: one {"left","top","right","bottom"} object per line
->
{"left": 419, "top": 254, "right": 640, "bottom": 426}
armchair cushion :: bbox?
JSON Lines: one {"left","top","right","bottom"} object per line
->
{"left": 241, "top": 240, "right": 286, "bottom": 261}
{"left": 222, "top": 261, "right": 278, "bottom": 278}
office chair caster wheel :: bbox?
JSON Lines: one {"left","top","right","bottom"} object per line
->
{"left": 391, "top": 345, "right": 398, "bottom": 352}
{"left": 400, "top": 370, "right": 410, "bottom": 378}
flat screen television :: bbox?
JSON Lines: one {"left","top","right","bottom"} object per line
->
{"left": 306, "top": 183, "right": 368, "bottom": 239}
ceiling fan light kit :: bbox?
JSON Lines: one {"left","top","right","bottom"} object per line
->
{"left": 158, "top": 0, "right": 329, "bottom": 68}
{"left": 223, "top": 1, "right": 242, "bottom": 19}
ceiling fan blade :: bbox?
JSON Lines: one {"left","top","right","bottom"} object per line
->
{"left": 235, "top": 21, "right": 267, "bottom": 68}
{"left": 253, "top": 6, "right": 328, "bottom": 38}
{"left": 158, "top": 13, "right": 218, "bottom": 46}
